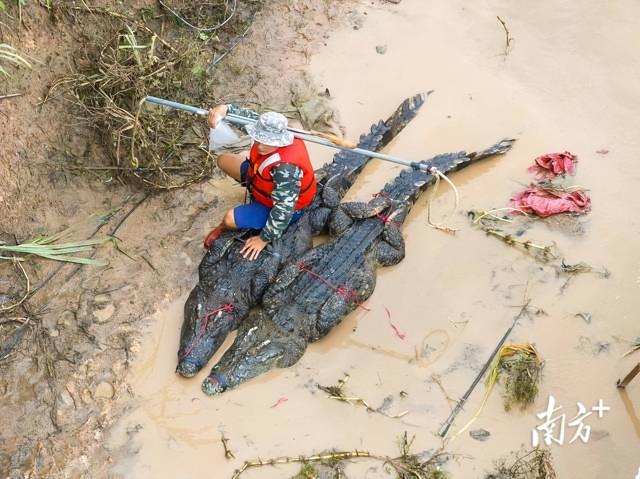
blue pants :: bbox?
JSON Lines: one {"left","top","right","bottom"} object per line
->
{"left": 234, "top": 160, "right": 303, "bottom": 230}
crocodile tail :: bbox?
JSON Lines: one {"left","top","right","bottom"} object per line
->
{"left": 469, "top": 138, "right": 517, "bottom": 162}
{"left": 316, "top": 92, "right": 429, "bottom": 194}
{"left": 379, "top": 91, "right": 430, "bottom": 146}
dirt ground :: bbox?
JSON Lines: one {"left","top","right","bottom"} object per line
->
{"left": 2, "top": 1, "right": 640, "bottom": 478}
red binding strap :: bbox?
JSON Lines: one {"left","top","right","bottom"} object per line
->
{"left": 296, "top": 263, "right": 370, "bottom": 311}
{"left": 179, "top": 304, "right": 234, "bottom": 360}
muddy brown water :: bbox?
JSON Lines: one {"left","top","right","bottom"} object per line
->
{"left": 109, "top": 1, "right": 640, "bottom": 477}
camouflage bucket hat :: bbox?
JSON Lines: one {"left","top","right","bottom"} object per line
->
{"left": 245, "top": 111, "right": 294, "bottom": 147}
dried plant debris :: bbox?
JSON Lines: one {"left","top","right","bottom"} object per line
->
{"left": 317, "top": 373, "right": 408, "bottom": 419}
{"left": 45, "top": 3, "right": 261, "bottom": 190}
{"left": 232, "top": 432, "right": 449, "bottom": 479}
{"left": 469, "top": 210, "right": 609, "bottom": 292}
{"left": 468, "top": 210, "right": 555, "bottom": 260}
{"left": 485, "top": 447, "right": 556, "bottom": 479}
{"left": 390, "top": 432, "right": 450, "bottom": 479}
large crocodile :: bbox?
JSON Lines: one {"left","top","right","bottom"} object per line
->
{"left": 201, "top": 139, "right": 515, "bottom": 395}
{"left": 176, "top": 94, "right": 426, "bottom": 377}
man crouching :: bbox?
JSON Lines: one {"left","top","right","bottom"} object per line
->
{"left": 204, "top": 104, "right": 317, "bottom": 260}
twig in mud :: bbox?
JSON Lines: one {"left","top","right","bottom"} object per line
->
{"left": 430, "top": 374, "right": 457, "bottom": 411}
{"left": 0, "top": 92, "right": 22, "bottom": 101}
{"left": 488, "top": 447, "right": 557, "bottom": 479}
{"left": 30, "top": 204, "right": 126, "bottom": 298}
{"left": 438, "top": 298, "right": 532, "bottom": 439}
{"left": 232, "top": 450, "right": 373, "bottom": 479}
{"left": 221, "top": 433, "right": 235, "bottom": 459}
{"left": 0, "top": 319, "right": 31, "bottom": 362}
{"left": 557, "top": 259, "right": 609, "bottom": 294}
{"left": 317, "top": 374, "right": 408, "bottom": 419}
{"left": 0, "top": 260, "right": 30, "bottom": 313}
{"left": 469, "top": 210, "right": 555, "bottom": 259}
{"left": 211, "top": 15, "right": 255, "bottom": 67}
{"left": 496, "top": 16, "right": 513, "bottom": 56}
{"left": 64, "top": 193, "right": 150, "bottom": 283}
{"left": 158, "top": 0, "right": 237, "bottom": 32}
{"left": 231, "top": 432, "right": 451, "bottom": 479}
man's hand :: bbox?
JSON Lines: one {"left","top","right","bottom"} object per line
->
{"left": 208, "top": 104, "right": 228, "bottom": 129}
{"left": 240, "top": 236, "right": 268, "bottom": 261}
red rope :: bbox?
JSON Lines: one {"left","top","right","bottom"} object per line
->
{"left": 179, "top": 304, "right": 234, "bottom": 360}
{"left": 376, "top": 211, "right": 397, "bottom": 226}
{"left": 371, "top": 192, "right": 397, "bottom": 226}
{"left": 373, "top": 191, "right": 393, "bottom": 202}
{"left": 296, "top": 263, "right": 370, "bottom": 311}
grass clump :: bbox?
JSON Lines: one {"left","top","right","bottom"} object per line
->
{"left": 485, "top": 447, "right": 556, "bottom": 479}
{"left": 45, "top": 2, "right": 261, "bottom": 190}
{"left": 0, "top": 43, "right": 31, "bottom": 76}
{"left": 46, "top": 14, "right": 213, "bottom": 190}
{"left": 497, "top": 344, "right": 543, "bottom": 411}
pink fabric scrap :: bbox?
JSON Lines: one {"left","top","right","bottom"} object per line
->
{"left": 511, "top": 186, "right": 591, "bottom": 217}
{"left": 527, "top": 151, "right": 577, "bottom": 179}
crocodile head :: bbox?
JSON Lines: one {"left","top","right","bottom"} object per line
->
{"left": 201, "top": 306, "right": 308, "bottom": 395}
{"left": 176, "top": 286, "right": 239, "bottom": 378}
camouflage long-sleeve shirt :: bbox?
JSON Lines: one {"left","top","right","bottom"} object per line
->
{"left": 259, "top": 163, "right": 302, "bottom": 243}
{"left": 227, "top": 103, "right": 304, "bottom": 243}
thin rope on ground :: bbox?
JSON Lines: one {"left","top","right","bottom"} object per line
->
{"left": 426, "top": 167, "right": 459, "bottom": 234}
{"left": 158, "top": 0, "right": 237, "bottom": 32}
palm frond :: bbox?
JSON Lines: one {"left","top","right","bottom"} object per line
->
{"left": 0, "top": 237, "right": 111, "bottom": 265}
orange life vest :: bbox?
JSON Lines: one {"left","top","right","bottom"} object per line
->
{"left": 246, "top": 138, "right": 317, "bottom": 210}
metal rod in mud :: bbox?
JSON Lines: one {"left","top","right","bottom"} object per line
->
{"left": 438, "top": 300, "right": 530, "bottom": 439}
{"left": 143, "top": 96, "right": 431, "bottom": 171}
{"left": 617, "top": 362, "right": 640, "bottom": 389}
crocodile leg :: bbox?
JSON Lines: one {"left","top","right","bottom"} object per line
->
{"left": 374, "top": 212, "right": 407, "bottom": 267}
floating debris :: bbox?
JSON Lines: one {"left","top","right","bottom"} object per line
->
{"left": 527, "top": 151, "right": 577, "bottom": 180}
{"left": 317, "top": 374, "right": 408, "bottom": 419}
{"left": 468, "top": 210, "right": 555, "bottom": 261}
{"left": 221, "top": 433, "right": 235, "bottom": 460}
{"left": 485, "top": 447, "right": 556, "bottom": 479}
{"left": 470, "top": 429, "right": 491, "bottom": 442}
{"left": 231, "top": 432, "right": 450, "bottom": 478}
{"left": 574, "top": 312, "right": 592, "bottom": 324}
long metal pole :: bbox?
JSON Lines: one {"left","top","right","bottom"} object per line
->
{"left": 143, "top": 96, "right": 428, "bottom": 171}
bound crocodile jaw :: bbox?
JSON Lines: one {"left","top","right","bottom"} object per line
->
{"left": 175, "top": 359, "right": 200, "bottom": 378}
{"left": 201, "top": 374, "right": 227, "bottom": 396}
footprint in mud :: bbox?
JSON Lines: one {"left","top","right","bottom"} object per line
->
{"left": 92, "top": 294, "right": 116, "bottom": 323}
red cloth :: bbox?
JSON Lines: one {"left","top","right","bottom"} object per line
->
{"left": 527, "top": 151, "right": 577, "bottom": 179}
{"left": 511, "top": 186, "right": 591, "bottom": 217}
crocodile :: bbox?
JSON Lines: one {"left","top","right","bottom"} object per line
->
{"left": 176, "top": 94, "right": 426, "bottom": 377}
{"left": 201, "top": 138, "right": 515, "bottom": 395}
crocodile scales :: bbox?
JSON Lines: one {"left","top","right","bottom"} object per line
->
{"left": 202, "top": 139, "right": 515, "bottom": 394}
{"left": 176, "top": 94, "right": 426, "bottom": 377}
